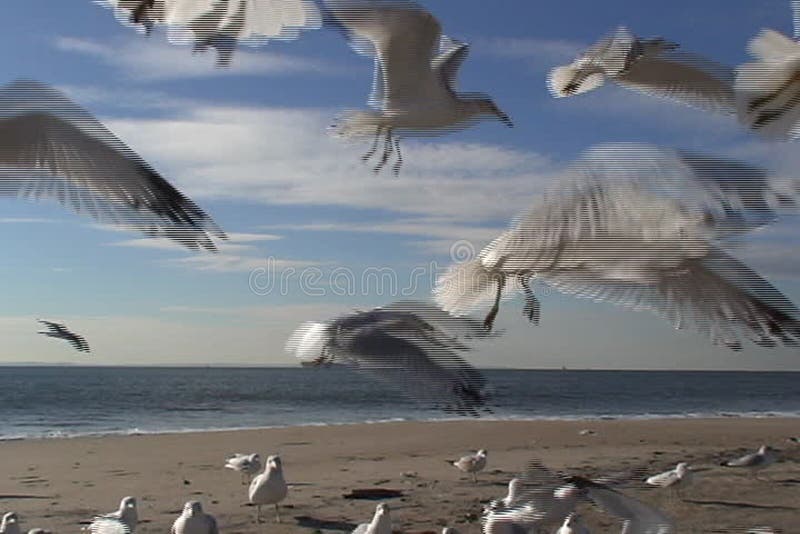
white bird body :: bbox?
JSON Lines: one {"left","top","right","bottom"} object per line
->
{"left": 723, "top": 445, "right": 776, "bottom": 477}
{"left": 435, "top": 143, "right": 800, "bottom": 349}
{"left": 646, "top": 462, "right": 692, "bottom": 489}
{"left": 452, "top": 449, "right": 487, "bottom": 482}
{"left": 249, "top": 455, "right": 288, "bottom": 522}
{"left": 484, "top": 478, "right": 523, "bottom": 514}
{"left": 0, "top": 513, "right": 20, "bottom": 534}
{"left": 86, "top": 517, "right": 131, "bottom": 534}
{"left": 557, "top": 513, "right": 590, "bottom": 534}
{"left": 352, "top": 503, "right": 391, "bottom": 534}
{"left": 89, "top": 496, "right": 137, "bottom": 533}
{"left": 171, "top": 501, "right": 218, "bottom": 534}
{"left": 225, "top": 452, "right": 262, "bottom": 484}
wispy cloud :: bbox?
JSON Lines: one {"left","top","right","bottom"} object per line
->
{"left": 0, "top": 217, "right": 58, "bottom": 224}
{"left": 476, "top": 37, "right": 582, "bottom": 68}
{"left": 54, "top": 36, "right": 333, "bottom": 80}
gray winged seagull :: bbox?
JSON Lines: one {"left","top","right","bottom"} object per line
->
{"left": 37, "top": 319, "right": 91, "bottom": 353}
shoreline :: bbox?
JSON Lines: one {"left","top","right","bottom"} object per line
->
{"left": 1, "top": 418, "right": 798, "bottom": 532}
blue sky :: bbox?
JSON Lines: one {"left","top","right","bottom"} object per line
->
{"left": 0, "top": 0, "right": 798, "bottom": 369}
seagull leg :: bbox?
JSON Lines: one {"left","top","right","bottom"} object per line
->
{"left": 519, "top": 276, "right": 540, "bottom": 325}
{"left": 256, "top": 504, "right": 262, "bottom": 523}
{"left": 373, "top": 128, "right": 394, "bottom": 174}
{"left": 472, "top": 472, "right": 477, "bottom": 484}
{"left": 362, "top": 126, "right": 383, "bottom": 162}
{"left": 391, "top": 135, "right": 403, "bottom": 176}
{"left": 275, "top": 504, "right": 281, "bottom": 523}
{"left": 484, "top": 274, "right": 505, "bottom": 331}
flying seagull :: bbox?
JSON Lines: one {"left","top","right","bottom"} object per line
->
{"left": 37, "top": 319, "right": 90, "bottom": 353}
{"left": 548, "top": 26, "right": 736, "bottom": 116}
{"left": 286, "top": 300, "right": 495, "bottom": 416}
{"left": 0, "top": 79, "right": 225, "bottom": 251}
{"left": 435, "top": 143, "right": 800, "bottom": 350}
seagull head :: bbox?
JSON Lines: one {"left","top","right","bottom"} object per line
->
{"left": 184, "top": 501, "right": 203, "bottom": 516}
{"left": 1, "top": 512, "right": 18, "bottom": 526}
{"left": 268, "top": 455, "right": 282, "bottom": 471}
{"left": 477, "top": 449, "right": 488, "bottom": 457}
{"left": 120, "top": 496, "right": 137, "bottom": 511}
{"left": 375, "top": 503, "right": 390, "bottom": 517}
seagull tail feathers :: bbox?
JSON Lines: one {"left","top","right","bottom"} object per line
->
{"left": 434, "top": 258, "right": 497, "bottom": 316}
{"left": 547, "top": 65, "right": 605, "bottom": 98}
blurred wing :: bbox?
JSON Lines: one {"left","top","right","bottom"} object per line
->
{"left": 37, "top": 319, "right": 67, "bottom": 334}
{"left": 617, "top": 51, "right": 736, "bottom": 115}
{"left": 68, "top": 333, "right": 91, "bottom": 353}
{"left": 794, "top": 0, "right": 800, "bottom": 39}
{"left": 88, "top": 517, "right": 131, "bottom": 534}
{"left": 432, "top": 37, "right": 469, "bottom": 94}
{"left": 327, "top": 0, "right": 442, "bottom": 109}
{"left": 378, "top": 300, "right": 496, "bottom": 340}
{"left": 541, "top": 247, "right": 800, "bottom": 350}
{"left": 0, "top": 80, "right": 225, "bottom": 251}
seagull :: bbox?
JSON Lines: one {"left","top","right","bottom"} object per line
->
{"left": 96, "top": 0, "right": 323, "bottom": 66}
{"left": 435, "top": 142, "right": 800, "bottom": 350}
{"left": 0, "top": 79, "right": 225, "bottom": 251}
{"left": 450, "top": 449, "right": 487, "bottom": 483}
{"left": 248, "top": 454, "right": 288, "bottom": 523}
{"left": 171, "top": 501, "right": 218, "bottom": 534}
{"left": 37, "top": 319, "right": 90, "bottom": 353}
{"left": 483, "top": 478, "right": 524, "bottom": 513}
{"left": 286, "top": 300, "right": 495, "bottom": 416}
{"left": 327, "top": 0, "right": 512, "bottom": 175}
{"left": 0, "top": 513, "right": 20, "bottom": 534}
{"left": 556, "top": 513, "right": 590, "bottom": 534}
{"left": 645, "top": 462, "right": 693, "bottom": 501}
{"left": 566, "top": 475, "right": 674, "bottom": 534}
{"left": 736, "top": 0, "right": 800, "bottom": 138}
{"left": 721, "top": 445, "right": 777, "bottom": 480}
{"left": 352, "top": 503, "right": 391, "bottom": 534}
{"left": 225, "top": 452, "right": 262, "bottom": 484}
{"left": 88, "top": 496, "right": 138, "bottom": 533}
{"left": 548, "top": 26, "right": 735, "bottom": 115}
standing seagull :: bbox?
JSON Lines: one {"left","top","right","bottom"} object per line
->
{"left": 435, "top": 143, "right": 800, "bottom": 350}
{"left": 171, "top": 501, "right": 218, "bottom": 534}
{"left": 736, "top": 1, "right": 800, "bottom": 138}
{"left": 88, "top": 496, "right": 138, "bottom": 533}
{"left": 450, "top": 449, "right": 487, "bottom": 483}
{"left": 0, "top": 79, "right": 225, "bottom": 251}
{"left": 224, "top": 452, "right": 262, "bottom": 484}
{"left": 248, "top": 455, "right": 288, "bottom": 523}
{"left": 722, "top": 445, "right": 777, "bottom": 480}
{"left": 645, "top": 463, "right": 693, "bottom": 501}
{"left": 327, "top": 0, "right": 512, "bottom": 175}
{"left": 287, "top": 300, "right": 494, "bottom": 416}
{"left": 37, "top": 319, "right": 90, "bottom": 353}
{"left": 0, "top": 513, "right": 20, "bottom": 534}
{"left": 548, "top": 26, "right": 735, "bottom": 116}
{"left": 352, "top": 503, "right": 391, "bottom": 534}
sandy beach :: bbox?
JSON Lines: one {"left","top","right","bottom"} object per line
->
{"left": 0, "top": 418, "right": 798, "bottom": 533}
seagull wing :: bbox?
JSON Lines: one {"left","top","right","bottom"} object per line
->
{"left": 432, "top": 37, "right": 470, "bottom": 94}
{"left": 793, "top": 0, "right": 800, "bottom": 39}
{"left": 67, "top": 332, "right": 91, "bottom": 353}
{"left": 327, "top": 0, "right": 444, "bottom": 110}
{"left": 0, "top": 79, "right": 225, "bottom": 251}
{"left": 37, "top": 319, "right": 67, "bottom": 334}
{"left": 616, "top": 50, "right": 736, "bottom": 115}
{"left": 88, "top": 517, "right": 131, "bottom": 534}
{"left": 378, "top": 300, "right": 497, "bottom": 340}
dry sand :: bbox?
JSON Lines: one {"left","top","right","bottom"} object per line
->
{"left": 0, "top": 418, "right": 798, "bottom": 533}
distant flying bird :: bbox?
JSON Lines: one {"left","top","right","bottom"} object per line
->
{"left": 548, "top": 26, "right": 736, "bottom": 116}
{"left": 286, "top": 300, "right": 494, "bottom": 416}
{"left": 96, "top": 0, "right": 323, "bottom": 66}
{"left": 566, "top": 475, "right": 674, "bottom": 534}
{"left": 450, "top": 449, "right": 487, "bottom": 483}
{"left": 37, "top": 319, "right": 90, "bottom": 353}
{"left": 88, "top": 496, "right": 138, "bottom": 533}
{"left": 352, "top": 503, "right": 392, "bottom": 534}
{"left": 0, "top": 79, "right": 225, "bottom": 251}
{"left": 171, "top": 501, "right": 218, "bottom": 534}
{"left": 248, "top": 454, "right": 288, "bottom": 523}
{"left": 225, "top": 452, "right": 262, "bottom": 484}
{"left": 328, "top": 0, "right": 512, "bottom": 175}
{"left": 435, "top": 143, "right": 800, "bottom": 350}
{"left": 556, "top": 513, "right": 590, "bottom": 534}
{"left": 721, "top": 445, "right": 777, "bottom": 480}
{"left": 736, "top": 1, "right": 800, "bottom": 138}
{"left": 0, "top": 513, "right": 20, "bottom": 534}
{"left": 645, "top": 462, "right": 693, "bottom": 501}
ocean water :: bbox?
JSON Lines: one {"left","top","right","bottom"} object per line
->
{"left": 0, "top": 366, "right": 798, "bottom": 440}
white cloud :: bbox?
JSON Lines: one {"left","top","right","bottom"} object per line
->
{"left": 477, "top": 36, "right": 582, "bottom": 67}
{"left": 54, "top": 36, "right": 333, "bottom": 80}
{"left": 0, "top": 217, "right": 58, "bottom": 224}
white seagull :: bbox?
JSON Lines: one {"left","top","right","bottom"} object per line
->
{"left": 287, "top": 300, "right": 494, "bottom": 416}
{"left": 548, "top": 26, "right": 735, "bottom": 115}
{"left": 352, "top": 503, "right": 391, "bottom": 534}
{"left": 435, "top": 143, "right": 800, "bottom": 350}
{"left": 37, "top": 319, "right": 90, "bottom": 353}
{"left": 225, "top": 452, "right": 262, "bottom": 484}
{"left": 484, "top": 478, "right": 524, "bottom": 514}
{"left": 171, "top": 501, "right": 218, "bottom": 534}
{"left": 722, "top": 445, "right": 777, "bottom": 480}
{"left": 327, "top": 0, "right": 512, "bottom": 175}
{"left": 96, "top": 0, "right": 323, "bottom": 66}
{"left": 248, "top": 454, "right": 288, "bottom": 523}
{"left": 736, "top": 0, "right": 800, "bottom": 138}
{"left": 450, "top": 449, "right": 487, "bottom": 483}
{"left": 645, "top": 462, "right": 693, "bottom": 501}
{"left": 557, "top": 513, "right": 590, "bottom": 534}
{"left": 88, "top": 496, "right": 137, "bottom": 533}
{"left": 0, "top": 79, "right": 225, "bottom": 251}
{"left": 0, "top": 513, "right": 20, "bottom": 534}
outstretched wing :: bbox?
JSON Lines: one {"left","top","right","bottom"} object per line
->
{"left": 432, "top": 36, "right": 469, "bottom": 94}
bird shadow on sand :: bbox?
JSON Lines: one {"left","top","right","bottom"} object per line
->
{"left": 295, "top": 515, "right": 358, "bottom": 531}
{"left": 684, "top": 499, "right": 796, "bottom": 510}
{"left": 0, "top": 494, "right": 53, "bottom": 500}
